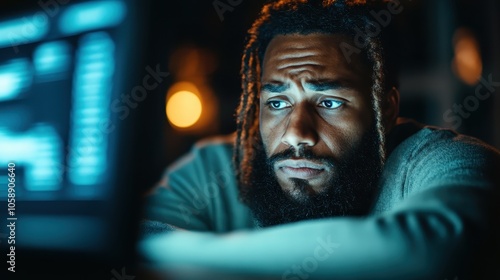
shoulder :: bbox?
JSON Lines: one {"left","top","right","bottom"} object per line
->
{"left": 389, "top": 124, "right": 500, "bottom": 185}
{"left": 144, "top": 133, "right": 252, "bottom": 231}
{"left": 374, "top": 124, "right": 500, "bottom": 212}
{"left": 393, "top": 125, "right": 499, "bottom": 167}
{"left": 146, "top": 133, "right": 236, "bottom": 196}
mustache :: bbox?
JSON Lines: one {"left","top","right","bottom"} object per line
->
{"left": 268, "top": 146, "right": 336, "bottom": 168}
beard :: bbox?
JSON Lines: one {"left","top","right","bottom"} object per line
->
{"left": 240, "top": 126, "right": 382, "bottom": 227}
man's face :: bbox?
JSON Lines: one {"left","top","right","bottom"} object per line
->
{"left": 259, "top": 33, "right": 374, "bottom": 201}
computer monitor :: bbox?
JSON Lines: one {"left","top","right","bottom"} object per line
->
{"left": 0, "top": 0, "right": 150, "bottom": 276}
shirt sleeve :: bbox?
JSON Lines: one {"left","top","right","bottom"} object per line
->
{"left": 140, "top": 130, "right": 500, "bottom": 279}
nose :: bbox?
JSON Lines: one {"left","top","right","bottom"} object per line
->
{"left": 281, "top": 103, "right": 318, "bottom": 149}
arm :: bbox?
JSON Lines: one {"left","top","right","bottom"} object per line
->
{"left": 140, "top": 131, "right": 500, "bottom": 279}
{"left": 141, "top": 186, "right": 498, "bottom": 279}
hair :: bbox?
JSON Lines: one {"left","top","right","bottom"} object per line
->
{"left": 234, "top": 0, "right": 400, "bottom": 197}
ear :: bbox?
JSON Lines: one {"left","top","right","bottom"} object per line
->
{"left": 382, "top": 86, "right": 400, "bottom": 133}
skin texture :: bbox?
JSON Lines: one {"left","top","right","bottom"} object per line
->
{"left": 259, "top": 33, "right": 381, "bottom": 200}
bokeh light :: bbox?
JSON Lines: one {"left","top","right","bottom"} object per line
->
{"left": 166, "top": 90, "right": 203, "bottom": 128}
{"left": 452, "top": 28, "right": 482, "bottom": 85}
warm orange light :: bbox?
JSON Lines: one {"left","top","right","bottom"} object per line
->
{"left": 166, "top": 90, "right": 202, "bottom": 128}
{"left": 452, "top": 28, "right": 482, "bottom": 85}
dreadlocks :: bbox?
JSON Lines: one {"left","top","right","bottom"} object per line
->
{"left": 234, "top": 0, "right": 399, "bottom": 201}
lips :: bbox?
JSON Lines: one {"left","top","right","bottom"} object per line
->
{"left": 280, "top": 166, "right": 324, "bottom": 179}
{"left": 276, "top": 159, "right": 327, "bottom": 180}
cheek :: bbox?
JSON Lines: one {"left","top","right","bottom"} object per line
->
{"left": 259, "top": 107, "right": 284, "bottom": 154}
{"left": 319, "top": 105, "right": 373, "bottom": 153}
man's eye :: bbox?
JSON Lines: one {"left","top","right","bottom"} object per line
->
{"left": 319, "top": 99, "right": 343, "bottom": 109}
{"left": 267, "top": 100, "right": 289, "bottom": 110}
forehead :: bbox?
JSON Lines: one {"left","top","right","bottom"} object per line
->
{"left": 261, "top": 33, "right": 370, "bottom": 84}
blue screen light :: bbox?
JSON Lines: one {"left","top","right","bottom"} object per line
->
{"left": 59, "top": 1, "right": 127, "bottom": 36}
{"left": 0, "top": 15, "right": 50, "bottom": 50}
{"left": 34, "top": 41, "right": 72, "bottom": 82}
{"left": 0, "top": 59, "right": 32, "bottom": 102}
{"left": 68, "top": 32, "right": 115, "bottom": 188}
{"left": 0, "top": 124, "right": 63, "bottom": 191}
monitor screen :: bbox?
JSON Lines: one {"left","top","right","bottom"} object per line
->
{"left": 0, "top": 0, "right": 148, "bottom": 274}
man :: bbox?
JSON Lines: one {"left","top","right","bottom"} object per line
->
{"left": 141, "top": 0, "right": 500, "bottom": 279}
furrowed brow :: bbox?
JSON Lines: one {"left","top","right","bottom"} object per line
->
{"left": 304, "top": 81, "right": 348, "bottom": 91}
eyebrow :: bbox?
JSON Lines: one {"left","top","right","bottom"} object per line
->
{"left": 261, "top": 83, "right": 290, "bottom": 93}
{"left": 303, "top": 81, "right": 348, "bottom": 91}
{"left": 260, "top": 80, "right": 349, "bottom": 93}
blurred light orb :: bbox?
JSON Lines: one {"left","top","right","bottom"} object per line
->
{"left": 452, "top": 28, "right": 482, "bottom": 85}
{"left": 166, "top": 90, "right": 202, "bottom": 128}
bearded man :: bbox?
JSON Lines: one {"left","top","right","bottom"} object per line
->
{"left": 141, "top": 1, "right": 500, "bottom": 279}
